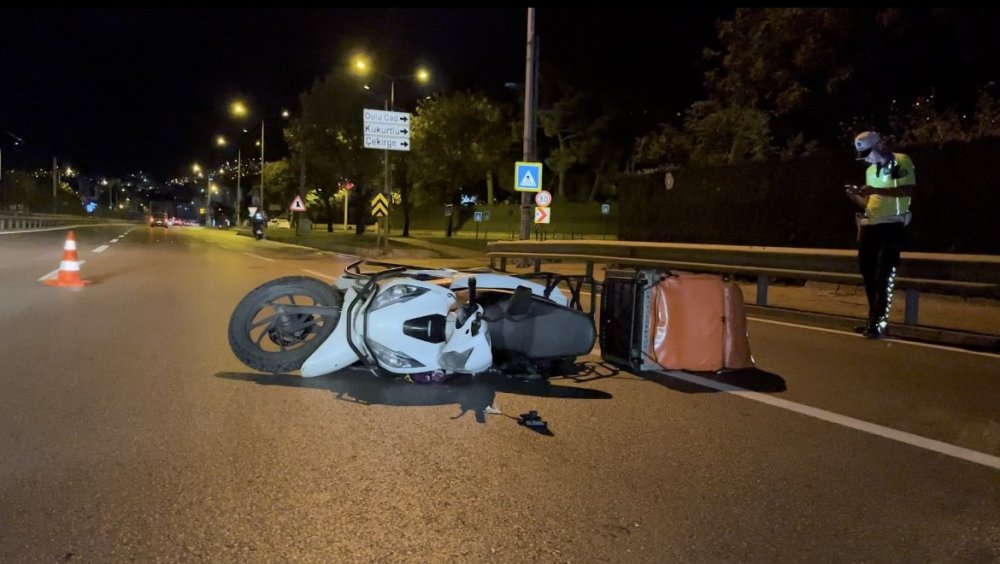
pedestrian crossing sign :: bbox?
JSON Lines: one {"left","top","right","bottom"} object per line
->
{"left": 515, "top": 161, "right": 543, "bottom": 192}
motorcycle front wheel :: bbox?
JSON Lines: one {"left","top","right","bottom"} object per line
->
{"left": 228, "top": 276, "right": 342, "bottom": 373}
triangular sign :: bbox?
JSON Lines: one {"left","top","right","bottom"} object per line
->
{"left": 290, "top": 195, "right": 306, "bottom": 212}
{"left": 248, "top": 206, "right": 258, "bottom": 216}
{"left": 520, "top": 170, "right": 537, "bottom": 188}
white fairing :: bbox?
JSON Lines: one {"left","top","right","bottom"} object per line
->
{"left": 300, "top": 267, "right": 557, "bottom": 379}
{"left": 365, "top": 280, "right": 457, "bottom": 374}
{"left": 440, "top": 305, "right": 492, "bottom": 373}
{"left": 300, "top": 287, "right": 363, "bottom": 377}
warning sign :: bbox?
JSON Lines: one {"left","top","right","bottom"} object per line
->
{"left": 534, "top": 206, "right": 551, "bottom": 224}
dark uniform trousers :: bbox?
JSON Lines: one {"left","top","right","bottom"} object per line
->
{"left": 858, "top": 221, "right": 906, "bottom": 326}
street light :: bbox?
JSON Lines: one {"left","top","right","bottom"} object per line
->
{"left": 193, "top": 162, "right": 211, "bottom": 226}
{"left": 229, "top": 100, "right": 290, "bottom": 225}
{"left": 350, "top": 54, "right": 431, "bottom": 248}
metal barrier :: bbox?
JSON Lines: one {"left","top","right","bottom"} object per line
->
{"left": 486, "top": 240, "right": 1000, "bottom": 327}
{"left": 0, "top": 214, "right": 132, "bottom": 233}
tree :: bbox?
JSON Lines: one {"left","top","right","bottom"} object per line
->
{"left": 261, "top": 159, "right": 298, "bottom": 217}
{"left": 1, "top": 170, "right": 46, "bottom": 211}
{"left": 539, "top": 92, "right": 612, "bottom": 200}
{"left": 704, "top": 8, "right": 886, "bottom": 147}
{"left": 630, "top": 123, "right": 693, "bottom": 172}
{"left": 971, "top": 84, "right": 1000, "bottom": 139}
{"left": 290, "top": 70, "right": 382, "bottom": 233}
{"left": 408, "top": 91, "right": 514, "bottom": 236}
{"left": 684, "top": 101, "right": 774, "bottom": 165}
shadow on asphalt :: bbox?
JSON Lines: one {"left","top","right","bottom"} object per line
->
{"left": 216, "top": 362, "right": 613, "bottom": 425}
{"left": 638, "top": 367, "right": 788, "bottom": 394}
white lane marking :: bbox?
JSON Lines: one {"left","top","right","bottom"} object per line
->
{"left": 110, "top": 239, "right": 119, "bottom": 243}
{"left": 654, "top": 369, "right": 1000, "bottom": 471}
{"left": 93, "top": 245, "right": 109, "bottom": 253}
{"left": 37, "top": 260, "right": 86, "bottom": 281}
{"left": 242, "top": 252, "right": 274, "bottom": 262}
{"left": 302, "top": 269, "right": 336, "bottom": 280}
{"left": 748, "top": 317, "right": 1000, "bottom": 360}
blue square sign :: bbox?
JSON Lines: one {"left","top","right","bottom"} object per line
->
{"left": 515, "top": 161, "right": 543, "bottom": 192}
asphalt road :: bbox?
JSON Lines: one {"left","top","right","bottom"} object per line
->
{"left": 1, "top": 225, "right": 998, "bottom": 562}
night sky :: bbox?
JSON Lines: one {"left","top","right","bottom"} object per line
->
{"left": 0, "top": 7, "right": 728, "bottom": 180}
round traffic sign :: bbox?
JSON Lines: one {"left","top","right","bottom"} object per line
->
{"left": 534, "top": 190, "right": 552, "bottom": 207}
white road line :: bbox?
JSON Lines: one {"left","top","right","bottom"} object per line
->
{"left": 302, "top": 269, "right": 336, "bottom": 280}
{"left": 748, "top": 317, "right": 1000, "bottom": 359}
{"left": 93, "top": 245, "right": 109, "bottom": 253}
{"left": 654, "top": 369, "right": 1000, "bottom": 471}
{"left": 242, "top": 252, "right": 274, "bottom": 262}
{"left": 110, "top": 239, "right": 119, "bottom": 243}
{"left": 37, "top": 260, "right": 86, "bottom": 281}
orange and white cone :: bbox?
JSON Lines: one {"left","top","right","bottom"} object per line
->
{"left": 44, "top": 230, "right": 89, "bottom": 288}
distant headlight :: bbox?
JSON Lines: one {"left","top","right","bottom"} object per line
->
{"left": 369, "top": 284, "right": 429, "bottom": 311}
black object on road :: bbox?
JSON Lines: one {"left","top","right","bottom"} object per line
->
{"left": 518, "top": 410, "right": 551, "bottom": 435}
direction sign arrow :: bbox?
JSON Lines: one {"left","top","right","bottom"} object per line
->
{"left": 364, "top": 135, "right": 411, "bottom": 152}
{"left": 362, "top": 109, "right": 411, "bottom": 124}
{"left": 363, "top": 124, "right": 411, "bottom": 137}
{"left": 534, "top": 206, "right": 550, "bottom": 224}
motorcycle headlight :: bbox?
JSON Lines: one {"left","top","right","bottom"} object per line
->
{"left": 369, "top": 284, "right": 429, "bottom": 311}
{"left": 368, "top": 339, "right": 426, "bottom": 369}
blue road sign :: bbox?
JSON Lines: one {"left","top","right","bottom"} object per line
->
{"left": 515, "top": 161, "right": 543, "bottom": 192}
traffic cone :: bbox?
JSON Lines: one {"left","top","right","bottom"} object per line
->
{"left": 44, "top": 231, "right": 89, "bottom": 288}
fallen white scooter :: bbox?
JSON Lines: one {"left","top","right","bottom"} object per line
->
{"left": 227, "top": 260, "right": 596, "bottom": 380}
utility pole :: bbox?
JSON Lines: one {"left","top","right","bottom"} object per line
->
{"left": 380, "top": 82, "right": 395, "bottom": 253}
{"left": 519, "top": 7, "right": 539, "bottom": 241}
{"left": 260, "top": 119, "right": 265, "bottom": 220}
{"left": 52, "top": 157, "right": 58, "bottom": 213}
{"left": 236, "top": 149, "right": 241, "bottom": 227}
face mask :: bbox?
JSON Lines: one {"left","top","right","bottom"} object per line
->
{"left": 864, "top": 147, "right": 887, "bottom": 165}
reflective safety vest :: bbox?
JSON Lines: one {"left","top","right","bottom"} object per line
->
{"left": 865, "top": 152, "right": 915, "bottom": 221}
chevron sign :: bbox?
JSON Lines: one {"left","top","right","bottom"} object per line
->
{"left": 370, "top": 193, "right": 389, "bottom": 217}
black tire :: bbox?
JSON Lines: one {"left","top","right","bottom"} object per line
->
{"left": 228, "top": 276, "right": 342, "bottom": 373}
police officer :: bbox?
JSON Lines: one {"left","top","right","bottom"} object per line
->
{"left": 845, "top": 131, "right": 916, "bottom": 338}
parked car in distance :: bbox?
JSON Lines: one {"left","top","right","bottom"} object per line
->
{"left": 148, "top": 213, "right": 169, "bottom": 229}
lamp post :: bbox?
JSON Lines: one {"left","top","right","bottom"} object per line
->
{"left": 229, "top": 100, "right": 289, "bottom": 226}
{"left": 193, "top": 163, "right": 210, "bottom": 227}
{"left": 216, "top": 134, "right": 242, "bottom": 226}
{"left": 351, "top": 55, "right": 430, "bottom": 250}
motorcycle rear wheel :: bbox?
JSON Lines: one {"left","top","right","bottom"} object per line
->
{"left": 228, "top": 276, "right": 342, "bottom": 373}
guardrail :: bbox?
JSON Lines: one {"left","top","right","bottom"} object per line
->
{"left": 486, "top": 240, "right": 1000, "bottom": 328}
{"left": 0, "top": 213, "right": 135, "bottom": 232}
